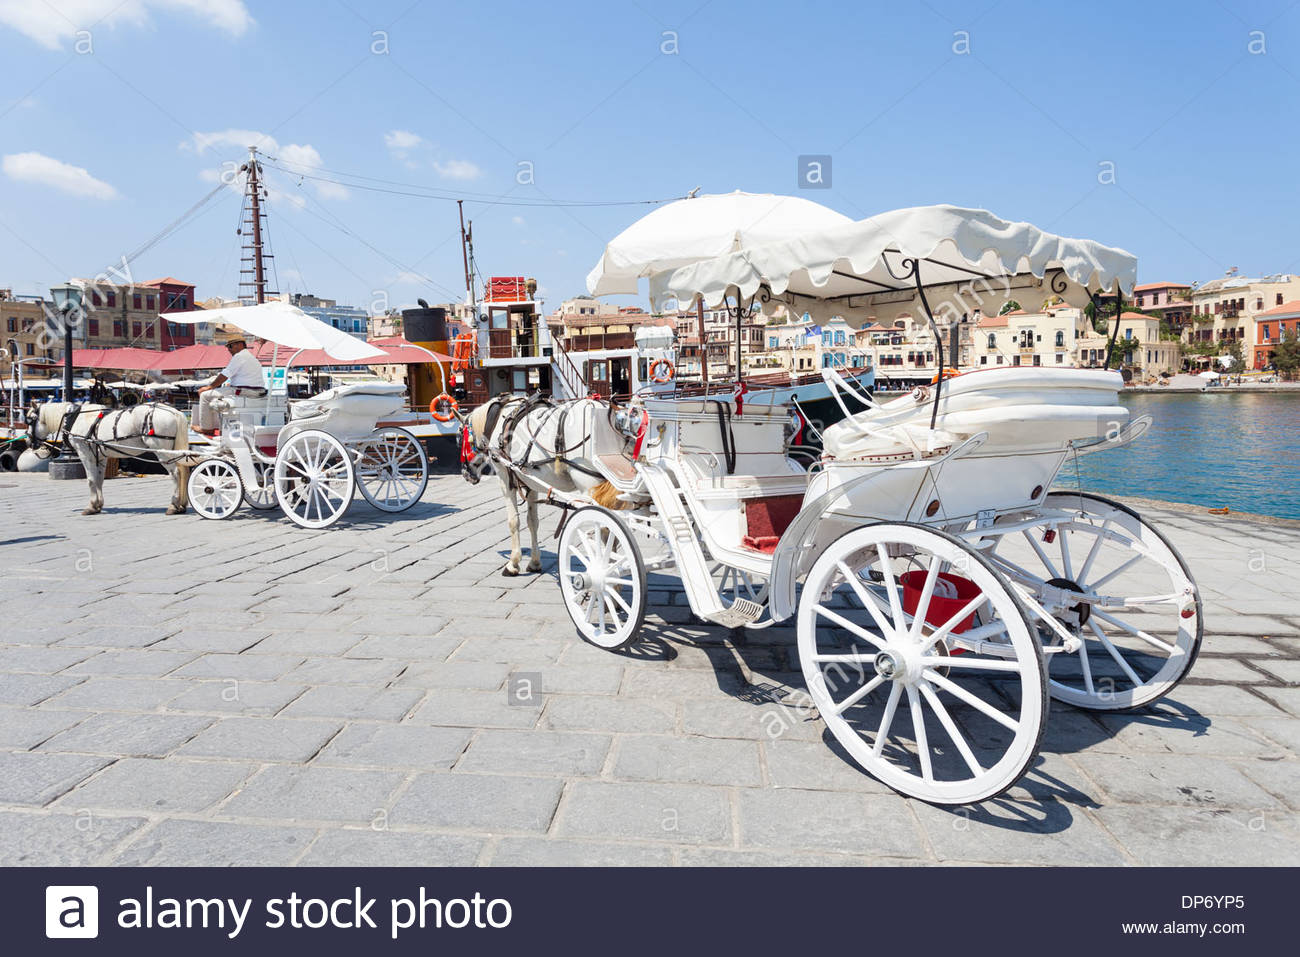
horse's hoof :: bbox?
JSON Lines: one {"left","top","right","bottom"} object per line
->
{"left": 166, "top": 505, "right": 185, "bottom": 515}
{"left": 502, "top": 567, "right": 520, "bottom": 577}
{"left": 527, "top": 562, "right": 542, "bottom": 574}
{"left": 81, "top": 508, "right": 100, "bottom": 516}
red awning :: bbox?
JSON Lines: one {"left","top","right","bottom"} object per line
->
{"left": 33, "top": 347, "right": 168, "bottom": 371}
{"left": 152, "top": 344, "right": 235, "bottom": 371}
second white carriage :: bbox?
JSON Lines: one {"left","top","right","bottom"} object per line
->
{"left": 186, "top": 381, "right": 429, "bottom": 529}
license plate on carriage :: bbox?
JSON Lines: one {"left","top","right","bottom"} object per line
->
{"left": 975, "top": 509, "right": 995, "bottom": 530}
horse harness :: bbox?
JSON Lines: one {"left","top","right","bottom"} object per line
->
{"left": 37, "top": 403, "right": 183, "bottom": 461}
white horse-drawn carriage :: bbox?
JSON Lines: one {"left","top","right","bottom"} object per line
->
{"left": 482, "top": 198, "right": 1201, "bottom": 805}
{"left": 173, "top": 302, "right": 429, "bottom": 529}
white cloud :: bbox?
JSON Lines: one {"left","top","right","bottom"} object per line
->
{"left": 0, "top": 0, "right": 253, "bottom": 51}
{"left": 2, "top": 151, "right": 118, "bottom": 199}
{"left": 384, "top": 130, "right": 423, "bottom": 151}
{"left": 278, "top": 143, "right": 347, "bottom": 199}
{"left": 433, "top": 159, "right": 483, "bottom": 181}
{"left": 512, "top": 215, "right": 526, "bottom": 226}
{"left": 383, "top": 130, "right": 424, "bottom": 169}
{"left": 184, "top": 129, "right": 347, "bottom": 200}
{"left": 383, "top": 131, "right": 482, "bottom": 181}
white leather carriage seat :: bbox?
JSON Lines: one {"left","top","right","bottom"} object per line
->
{"left": 289, "top": 382, "right": 407, "bottom": 421}
{"left": 214, "top": 391, "right": 287, "bottom": 430}
{"left": 823, "top": 367, "right": 1127, "bottom": 462}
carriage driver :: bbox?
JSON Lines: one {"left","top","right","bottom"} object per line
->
{"left": 194, "top": 337, "right": 266, "bottom": 435}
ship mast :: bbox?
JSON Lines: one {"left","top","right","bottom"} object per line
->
{"left": 239, "top": 147, "right": 276, "bottom": 304}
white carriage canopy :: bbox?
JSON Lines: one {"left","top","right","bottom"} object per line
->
{"left": 163, "top": 300, "right": 386, "bottom": 362}
{"left": 586, "top": 190, "right": 853, "bottom": 298}
{"left": 645, "top": 204, "right": 1137, "bottom": 327}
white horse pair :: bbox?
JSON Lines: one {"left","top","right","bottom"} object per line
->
{"left": 466, "top": 396, "right": 630, "bottom": 576}
{"left": 30, "top": 401, "right": 192, "bottom": 515}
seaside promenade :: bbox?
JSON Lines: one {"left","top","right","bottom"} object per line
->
{"left": 1, "top": 471, "right": 1297, "bottom": 866}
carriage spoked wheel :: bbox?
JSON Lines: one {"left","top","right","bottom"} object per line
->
{"left": 243, "top": 461, "right": 278, "bottom": 510}
{"left": 796, "top": 523, "right": 1045, "bottom": 805}
{"left": 982, "top": 492, "right": 1201, "bottom": 711}
{"left": 187, "top": 458, "right": 244, "bottom": 520}
{"left": 273, "top": 429, "right": 356, "bottom": 529}
{"left": 355, "top": 427, "right": 429, "bottom": 512}
{"left": 558, "top": 507, "right": 647, "bottom": 651}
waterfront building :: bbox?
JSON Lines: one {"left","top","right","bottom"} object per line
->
{"left": 69, "top": 277, "right": 199, "bottom": 351}
{"left": 0, "top": 289, "right": 56, "bottom": 376}
{"left": 1253, "top": 300, "right": 1300, "bottom": 369}
{"left": 974, "top": 306, "right": 1085, "bottom": 370}
{"left": 1132, "top": 281, "right": 1194, "bottom": 330}
{"left": 1077, "top": 312, "right": 1179, "bottom": 376}
{"left": 556, "top": 295, "right": 627, "bottom": 318}
{"left": 289, "top": 293, "right": 369, "bottom": 341}
{"left": 1186, "top": 273, "right": 1300, "bottom": 353}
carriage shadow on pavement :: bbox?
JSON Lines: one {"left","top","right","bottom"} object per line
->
{"left": 511, "top": 548, "right": 1212, "bottom": 832}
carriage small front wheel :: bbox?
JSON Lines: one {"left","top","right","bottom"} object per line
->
{"left": 797, "top": 522, "right": 1046, "bottom": 805}
{"left": 188, "top": 458, "right": 243, "bottom": 520}
{"left": 243, "top": 461, "right": 278, "bottom": 510}
{"left": 558, "top": 506, "right": 648, "bottom": 650}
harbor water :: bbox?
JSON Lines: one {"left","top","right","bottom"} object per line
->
{"left": 1056, "top": 391, "right": 1300, "bottom": 520}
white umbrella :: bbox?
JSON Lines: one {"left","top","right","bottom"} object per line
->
{"left": 163, "top": 301, "right": 384, "bottom": 361}
{"left": 586, "top": 190, "right": 853, "bottom": 298}
{"left": 1198, "top": 370, "right": 1221, "bottom": 380}
{"left": 646, "top": 203, "right": 1137, "bottom": 327}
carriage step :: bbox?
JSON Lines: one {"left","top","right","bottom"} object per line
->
{"left": 705, "top": 598, "right": 764, "bottom": 628}
{"left": 639, "top": 461, "right": 764, "bottom": 628}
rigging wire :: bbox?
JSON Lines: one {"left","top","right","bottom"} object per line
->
{"left": 113, "top": 184, "right": 235, "bottom": 350}
{"left": 115, "top": 182, "right": 230, "bottom": 275}
{"left": 286, "top": 178, "right": 464, "bottom": 302}
{"left": 260, "top": 159, "right": 683, "bottom": 208}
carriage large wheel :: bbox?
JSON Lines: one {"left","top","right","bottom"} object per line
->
{"left": 797, "top": 523, "right": 1045, "bottom": 805}
{"left": 188, "top": 458, "right": 243, "bottom": 520}
{"left": 273, "top": 429, "right": 355, "bottom": 529}
{"left": 983, "top": 491, "right": 1201, "bottom": 711}
{"left": 355, "top": 427, "right": 428, "bottom": 512}
{"left": 243, "top": 461, "right": 278, "bottom": 510}
{"left": 558, "top": 507, "right": 647, "bottom": 650}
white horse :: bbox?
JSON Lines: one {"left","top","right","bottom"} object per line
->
{"left": 465, "top": 396, "right": 632, "bottom": 575}
{"left": 31, "top": 401, "right": 192, "bottom": 515}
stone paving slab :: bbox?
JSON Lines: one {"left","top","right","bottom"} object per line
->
{"left": 2, "top": 471, "right": 1299, "bottom": 866}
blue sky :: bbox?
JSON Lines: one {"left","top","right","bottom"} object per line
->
{"left": 1, "top": 0, "right": 1297, "bottom": 313}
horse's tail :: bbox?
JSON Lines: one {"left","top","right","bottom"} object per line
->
{"left": 590, "top": 480, "right": 630, "bottom": 510}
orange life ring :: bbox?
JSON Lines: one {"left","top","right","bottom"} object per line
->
{"left": 430, "top": 393, "right": 459, "bottom": 422}
{"left": 649, "top": 358, "right": 675, "bottom": 383}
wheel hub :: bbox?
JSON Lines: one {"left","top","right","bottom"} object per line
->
{"left": 874, "top": 649, "right": 907, "bottom": 682}
{"left": 1046, "top": 577, "right": 1090, "bottom": 629}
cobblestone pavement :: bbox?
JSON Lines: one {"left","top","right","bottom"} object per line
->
{"left": 1, "top": 471, "right": 1297, "bottom": 866}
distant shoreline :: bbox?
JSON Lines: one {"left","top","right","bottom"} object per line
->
{"left": 1125, "top": 382, "right": 1300, "bottom": 394}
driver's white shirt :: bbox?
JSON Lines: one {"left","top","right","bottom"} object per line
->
{"left": 219, "top": 349, "right": 264, "bottom": 388}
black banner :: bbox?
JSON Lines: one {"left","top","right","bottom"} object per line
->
{"left": 8, "top": 866, "right": 1288, "bottom": 953}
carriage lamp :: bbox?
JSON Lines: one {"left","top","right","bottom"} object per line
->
{"left": 49, "top": 282, "right": 84, "bottom": 400}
